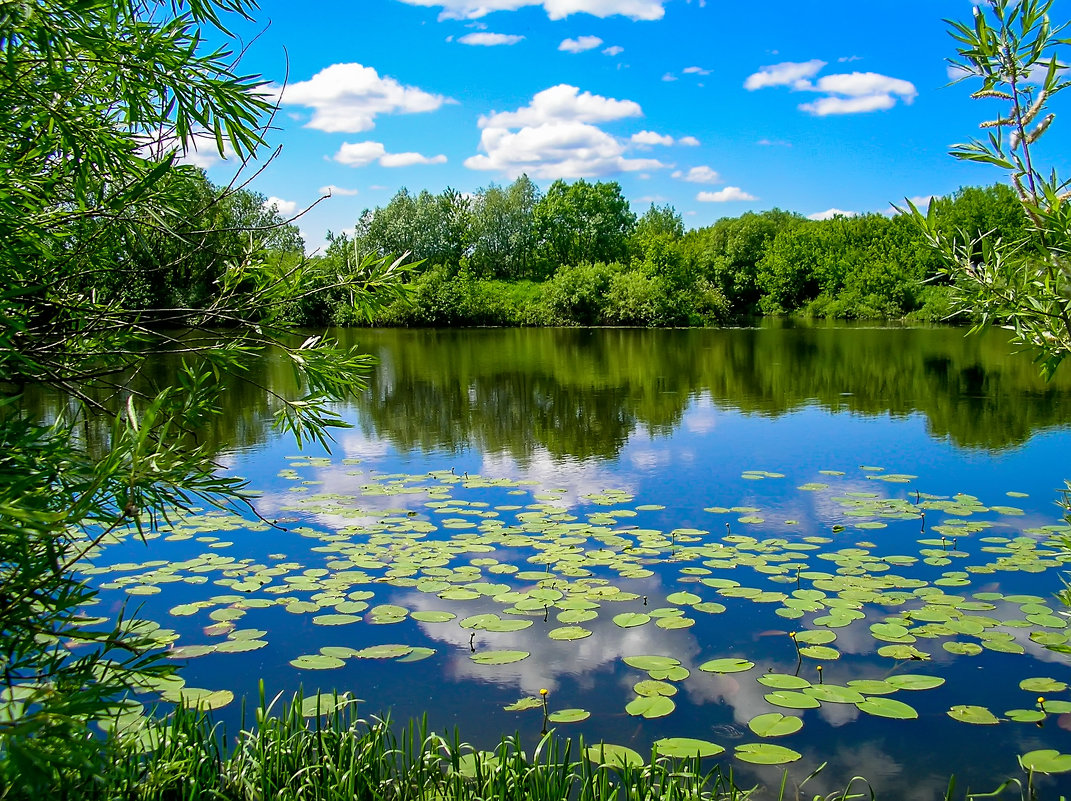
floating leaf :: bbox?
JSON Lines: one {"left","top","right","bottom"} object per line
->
{"left": 758, "top": 674, "right": 811, "bottom": 690}
{"left": 804, "top": 685, "right": 864, "bottom": 704}
{"left": 300, "top": 693, "right": 357, "bottom": 717}
{"left": 626, "top": 695, "right": 675, "bottom": 719}
{"left": 798, "top": 645, "right": 840, "bottom": 661}
{"left": 397, "top": 647, "right": 436, "bottom": 663}
{"left": 164, "top": 688, "right": 234, "bottom": 710}
{"left": 1020, "top": 750, "right": 1071, "bottom": 774}
{"left": 699, "top": 658, "right": 754, "bottom": 674}
{"left": 290, "top": 655, "right": 345, "bottom": 670}
{"left": 504, "top": 697, "right": 543, "bottom": 711}
{"left": 634, "top": 680, "right": 677, "bottom": 697}
{"left": 411, "top": 611, "right": 456, "bottom": 623}
{"left": 653, "top": 738, "right": 725, "bottom": 758}
{"left": 584, "top": 744, "right": 644, "bottom": 768}
{"left": 885, "top": 675, "right": 945, "bottom": 691}
{"left": 856, "top": 698, "right": 918, "bottom": 720}
{"left": 764, "top": 691, "right": 820, "bottom": 710}
{"left": 548, "top": 708, "right": 590, "bottom": 723}
{"left": 471, "top": 650, "right": 530, "bottom": 665}
{"left": 624, "top": 656, "right": 680, "bottom": 671}
{"left": 548, "top": 626, "right": 592, "bottom": 641}
{"left": 748, "top": 713, "right": 803, "bottom": 737}
{"left": 613, "top": 613, "right": 651, "bottom": 628}
{"left": 947, "top": 705, "right": 999, "bottom": 725}
{"left": 734, "top": 743, "right": 802, "bottom": 765}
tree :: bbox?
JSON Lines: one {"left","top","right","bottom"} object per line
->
{"left": 534, "top": 179, "right": 636, "bottom": 271}
{"left": 911, "top": 0, "right": 1071, "bottom": 377}
{"left": 0, "top": 0, "right": 406, "bottom": 790}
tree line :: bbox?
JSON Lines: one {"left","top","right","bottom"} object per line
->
{"left": 311, "top": 178, "right": 1029, "bottom": 327}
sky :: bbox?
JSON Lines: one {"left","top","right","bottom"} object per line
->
{"left": 190, "top": 0, "right": 1071, "bottom": 252}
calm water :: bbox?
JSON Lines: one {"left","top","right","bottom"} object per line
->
{"left": 74, "top": 324, "right": 1071, "bottom": 798}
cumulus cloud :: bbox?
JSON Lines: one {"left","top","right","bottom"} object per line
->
{"left": 808, "top": 208, "right": 858, "bottom": 220}
{"left": 746, "top": 60, "right": 917, "bottom": 117}
{"left": 479, "top": 84, "right": 642, "bottom": 129}
{"left": 603, "top": 45, "right": 624, "bottom": 56}
{"left": 683, "top": 66, "right": 711, "bottom": 75}
{"left": 264, "top": 196, "right": 298, "bottom": 216}
{"left": 318, "top": 184, "right": 360, "bottom": 196}
{"left": 672, "top": 165, "right": 720, "bottom": 183}
{"left": 678, "top": 135, "right": 700, "bottom": 146}
{"left": 333, "top": 141, "right": 447, "bottom": 168}
{"left": 744, "top": 59, "right": 826, "bottom": 90}
{"left": 630, "top": 130, "right": 674, "bottom": 146}
{"left": 274, "top": 63, "right": 449, "bottom": 133}
{"left": 661, "top": 73, "right": 678, "bottom": 82}
{"left": 394, "top": 0, "right": 666, "bottom": 20}
{"left": 757, "top": 138, "right": 791, "bottom": 147}
{"left": 465, "top": 85, "right": 663, "bottom": 179}
{"left": 559, "top": 35, "right": 603, "bottom": 52}
{"left": 697, "top": 187, "right": 756, "bottom": 202}
{"left": 458, "top": 32, "right": 525, "bottom": 45}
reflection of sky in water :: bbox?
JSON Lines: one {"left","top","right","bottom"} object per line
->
{"left": 77, "top": 329, "right": 1071, "bottom": 800}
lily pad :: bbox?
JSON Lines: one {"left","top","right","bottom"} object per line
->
{"left": 764, "top": 691, "right": 820, "bottom": 710}
{"left": 856, "top": 698, "right": 918, "bottom": 720}
{"left": 289, "top": 654, "right": 345, "bottom": 670}
{"left": 748, "top": 712, "right": 803, "bottom": 737}
{"left": 584, "top": 744, "right": 644, "bottom": 768}
{"left": 699, "top": 658, "right": 755, "bottom": 674}
{"left": 471, "top": 650, "right": 530, "bottom": 665}
{"left": 626, "top": 695, "right": 675, "bottom": 719}
{"left": 1020, "top": 750, "right": 1071, "bottom": 774}
{"left": 548, "top": 626, "right": 592, "bottom": 641}
{"left": 885, "top": 674, "right": 945, "bottom": 691}
{"left": 613, "top": 612, "right": 651, "bottom": 628}
{"left": 734, "top": 743, "right": 802, "bottom": 765}
{"left": 548, "top": 708, "right": 590, "bottom": 723}
{"left": 653, "top": 738, "right": 725, "bottom": 758}
{"left": 1019, "top": 677, "right": 1068, "bottom": 693}
{"left": 947, "top": 705, "right": 1000, "bottom": 725}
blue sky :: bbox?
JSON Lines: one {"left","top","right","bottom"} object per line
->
{"left": 190, "top": 0, "right": 1071, "bottom": 251}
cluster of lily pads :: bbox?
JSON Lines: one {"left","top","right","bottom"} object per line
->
{"left": 74, "top": 458, "right": 1071, "bottom": 772}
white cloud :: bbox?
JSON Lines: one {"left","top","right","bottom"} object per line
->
{"left": 661, "top": 73, "right": 678, "bottom": 82}
{"left": 744, "top": 59, "right": 826, "bottom": 90}
{"left": 333, "top": 141, "right": 447, "bottom": 168}
{"left": 672, "top": 165, "right": 720, "bottom": 183}
{"left": 395, "top": 0, "right": 666, "bottom": 20}
{"left": 479, "top": 84, "right": 642, "bottom": 128}
{"left": 634, "top": 194, "right": 667, "bottom": 203}
{"left": 318, "top": 184, "right": 360, "bottom": 196}
{"left": 274, "top": 63, "right": 449, "bottom": 133}
{"left": 380, "top": 151, "right": 448, "bottom": 167}
{"left": 678, "top": 135, "right": 700, "bottom": 146}
{"left": 603, "top": 45, "right": 624, "bottom": 56}
{"left": 808, "top": 208, "right": 857, "bottom": 220}
{"left": 466, "top": 120, "right": 664, "bottom": 179}
{"left": 559, "top": 35, "right": 603, "bottom": 53}
{"left": 683, "top": 66, "right": 711, "bottom": 75}
{"left": 746, "top": 61, "right": 917, "bottom": 117}
{"left": 757, "top": 138, "right": 791, "bottom": 147}
{"left": 458, "top": 32, "right": 525, "bottom": 45}
{"left": 630, "top": 130, "right": 674, "bottom": 146}
{"left": 466, "top": 84, "right": 663, "bottom": 179}
{"left": 798, "top": 94, "right": 897, "bottom": 115}
{"left": 697, "top": 187, "right": 756, "bottom": 202}
{"left": 264, "top": 196, "right": 298, "bottom": 216}
{"left": 838, "top": 55, "right": 862, "bottom": 63}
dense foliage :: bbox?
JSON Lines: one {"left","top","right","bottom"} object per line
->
{"left": 313, "top": 181, "right": 1029, "bottom": 327}
{"left": 0, "top": 0, "right": 404, "bottom": 791}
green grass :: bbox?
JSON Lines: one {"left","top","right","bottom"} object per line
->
{"left": 5, "top": 688, "right": 1039, "bottom": 801}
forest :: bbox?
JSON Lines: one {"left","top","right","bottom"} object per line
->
{"left": 123, "top": 174, "right": 1028, "bottom": 328}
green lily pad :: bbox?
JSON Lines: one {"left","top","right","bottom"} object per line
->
{"left": 213, "top": 639, "right": 268, "bottom": 653}
{"left": 397, "top": 647, "right": 436, "bottom": 663}
{"left": 1020, "top": 677, "right": 1068, "bottom": 693}
{"left": 411, "top": 611, "right": 456, "bottom": 623}
{"left": 665, "top": 591, "right": 702, "bottom": 605}
{"left": 653, "top": 738, "right": 725, "bottom": 758}
{"left": 634, "top": 680, "right": 677, "bottom": 697}
{"left": 352, "top": 644, "right": 414, "bottom": 659}
{"left": 1006, "top": 709, "right": 1046, "bottom": 723}
{"left": 748, "top": 712, "right": 803, "bottom": 737}
{"left": 471, "top": 650, "right": 530, "bottom": 665}
{"left": 547, "top": 708, "right": 590, "bottom": 723}
{"left": 758, "top": 674, "right": 811, "bottom": 690}
{"left": 798, "top": 645, "right": 840, "bottom": 661}
{"left": 165, "top": 688, "right": 234, "bottom": 710}
{"left": 885, "top": 675, "right": 945, "bottom": 691}
{"left": 626, "top": 695, "right": 675, "bottom": 719}
{"left": 764, "top": 691, "right": 820, "bottom": 710}
{"left": 947, "top": 705, "right": 1000, "bottom": 725}
{"left": 584, "top": 744, "right": 644, "bottom": 768}
{"left": 942, "top": 642, "right": 983, "bottom": 656}
{"left": 734, "top": 743, "right": 802, "bottom": 765}
{"left": 624, "top": 656, "right": 680, "bottom": 671}
{"left": 856, "top": 698, "right": 918, "bottom": 719}
{"left": 613, "top": 612, "right": 651, "bottom": 628}
{"left": 699, "top": 658, "right": 754, "bottom": 674}
{"left": 548, "top": 626, "right": 592, "bottom": 640}
{"left": 1020, "top": 750, "right": 1071, "bottom": 774}
{"left": 804, "top": 685, "right": 865, "bottom": 704}
{"left": 289, "top": 654, "right": 345, "bottom": 670}
{"left": 300, "top": 693, "right": 357, "bottom": 717}
{"left": 504, "top": 697, "right": 543, "bottom": 711}
{"left": 312, "top": 614, "right": 361, "bottom": 626}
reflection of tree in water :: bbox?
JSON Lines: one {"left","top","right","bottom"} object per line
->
{"left": 344, "top": 324, "right": 1071, "bottom": 459}
{"left": 22, "top": 325, "right": 1071, "bottom": 461}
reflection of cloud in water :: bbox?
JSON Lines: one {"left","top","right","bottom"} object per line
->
{"left": 396, "top": 581, "right": 702, "bottom": 697}
{"left": 683, "top": 393, "right": 717, "bottom": 435}
{"left": 479, "top": 449, "right": 636, "bottom": 509}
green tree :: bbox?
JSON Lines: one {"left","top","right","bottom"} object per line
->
{"left": 534, "top": 180, "right": 636, "bottom": 271}
{"left": 470, "top": 175, "right": 541, "bottom": 279}
{"left": 0, "top": 0, "right": 406, "bottom": 790}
